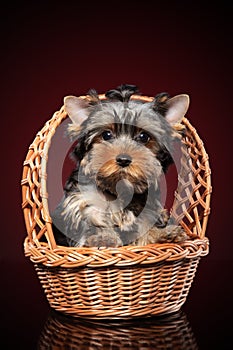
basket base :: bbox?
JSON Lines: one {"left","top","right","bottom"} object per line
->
{"left": 34, "top": 256, "right": 201, "bottom": 319}
{"left": 48, "top": 303, "right": 184, "bottom": 320}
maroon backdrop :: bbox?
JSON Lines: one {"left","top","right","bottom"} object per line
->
{"left": 2, "top": 1, "right": 232, "bottom": 261}
{"left": 1, "top": 1, "right": 232, "bottom": 348}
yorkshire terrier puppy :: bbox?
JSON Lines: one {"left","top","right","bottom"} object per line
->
{"left": 52, "top": 84, "right": 190, "bottom": 247}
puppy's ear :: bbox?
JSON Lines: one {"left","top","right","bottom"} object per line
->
{"left": 64, "top": 96, "right": 89, "bottom": 125}
{"left": 165, "top": 94, "right": 190, "bottom": 124}
{"left": 153, "top": 93, "right": 190, "bottom": 124}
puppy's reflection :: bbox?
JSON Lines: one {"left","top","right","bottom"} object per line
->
{"left": 38, "top": 310, "right": 198, "bottom": 349}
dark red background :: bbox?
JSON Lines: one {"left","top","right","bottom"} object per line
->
{"left": 1, "top": 1, "right": 232, "bottom": 349}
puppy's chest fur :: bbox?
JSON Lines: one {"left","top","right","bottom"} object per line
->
{"left": 64, "top": 185, "right": 146, "bottom": 230}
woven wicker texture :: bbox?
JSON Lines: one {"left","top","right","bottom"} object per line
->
{"left": 21, "top": 95, "right": 211, "bottom": 318}
{"left": 38, "top": 310, "right": 198, "bottom": 349}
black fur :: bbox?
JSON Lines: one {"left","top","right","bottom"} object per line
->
{"left": 153, "top": 92, "right": 170, "bottom": 116}
{"left": 105, "top": 84, "right": 139, "bottom": 102}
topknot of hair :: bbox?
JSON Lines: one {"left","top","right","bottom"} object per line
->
{"left": 105, "top": 84, "right": 139, "bottom": 103}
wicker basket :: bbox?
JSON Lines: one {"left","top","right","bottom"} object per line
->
{"left": 21, "top": 94, "right": 211, "bottom": 318}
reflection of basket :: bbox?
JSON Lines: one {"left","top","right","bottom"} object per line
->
{"left": 38, "top": 310, "right": 198, "bottom": 349}
{"left": 21, "top": 95, "right": 211, "bottom": 318}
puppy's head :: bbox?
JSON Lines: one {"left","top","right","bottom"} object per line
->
{"left": 64, "top": 85, "right": 189, "bottom": 195}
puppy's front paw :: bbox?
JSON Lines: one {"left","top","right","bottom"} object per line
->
{"left": 158, "top": 225, "right": 189, "bottom": 243}
{"left": 85, "top": 232, "right": 123, "bottom": 248}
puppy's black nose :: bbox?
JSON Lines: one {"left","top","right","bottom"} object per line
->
{"left": 116, "top": 154, "right": 132, "bottom": 167}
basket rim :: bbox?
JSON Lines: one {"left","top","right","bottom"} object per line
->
{"left": 24, "top": 236, "right": 209, "bottom": 268}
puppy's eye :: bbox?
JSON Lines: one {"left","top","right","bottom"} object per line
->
{"left": 102, "top": 130, "right": 114, "bottom": 141}
{"left": 137, "top": 132, "right": 150, "bottom": 144}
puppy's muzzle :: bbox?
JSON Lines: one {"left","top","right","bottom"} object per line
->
{"left": 116, "top": 154, "right": 132, "bottom": 167}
